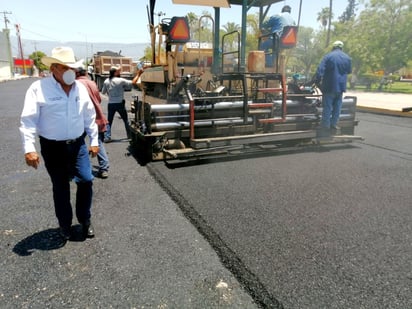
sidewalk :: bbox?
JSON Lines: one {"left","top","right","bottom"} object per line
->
{"left": 346, "top": 90, "right": 412, "bottom": 117}
{"left": 0, "top": 74, "right": 31, "bottom": 83}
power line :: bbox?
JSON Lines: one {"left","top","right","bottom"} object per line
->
{"left": 1, "top": 11, "right": 12, "bottom": 29}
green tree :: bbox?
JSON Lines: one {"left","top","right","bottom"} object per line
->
{"left": 29, "top": 51, "right": 47, "bottom": 72}
{"left": 339, "top": 0, "right": 358, "bottom": 22}
{"left": 140, "top": 45, "right": 153, "bottom": 63}
{"left": 333, "top": 19, "right": 364, "bottom": 77}
{"left": 317, "top": 6, "right": 334, "bottom": 47}
{"left": 317, "top": 7, "right": 332, "bottom": 29}
{"left": 221, "top": 22, "right": 241, "bottom": 51}
{"left": 245, "top": 13, "right": 260, "bottom": 52}
{"left": 348, "top": 0, "right": 411, "bottom": 74}
{"left": 291, "top": 26, "right": 325, "bottom": 78}
{"left": 186, "top": 12, "right": 198, "bottom": 39}
{"left": 198, "top": 11, "right": 213, "bottom": 43}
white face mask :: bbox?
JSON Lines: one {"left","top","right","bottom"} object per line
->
{"left": 62, "top": 69, "right": 76, "bottom": 85}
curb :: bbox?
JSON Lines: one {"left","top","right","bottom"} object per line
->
{"left": 0, "top": 76, "right": 32, "bottom": 83}
{"left": 357, "top": 106, "right": 412, "bottom": 118}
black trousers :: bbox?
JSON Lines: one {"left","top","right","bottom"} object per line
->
{"left": 40, "top": 136, "right": 93, "bottom": 228}
{"left": 105, "top": 102, "right": 130, "bottom": 139}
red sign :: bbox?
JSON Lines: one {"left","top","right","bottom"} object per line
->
{"left": 14, "top": 58, "right": 34, "bottom": 67}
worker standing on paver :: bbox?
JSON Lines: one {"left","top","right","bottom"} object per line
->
{"left": 314, "top": 40, "right": 352, "bottom": 134}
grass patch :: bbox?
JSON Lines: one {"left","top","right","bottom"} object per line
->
{"left": 352, "top": 81, "right": 412, "bottom": 94}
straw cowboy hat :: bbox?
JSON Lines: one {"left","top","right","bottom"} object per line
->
{"left": 41, "top": 46, "right": 84, "bottom": 68}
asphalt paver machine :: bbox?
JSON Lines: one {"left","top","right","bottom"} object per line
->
{"left": 129, "top": 0, "right": 360, "bottom": 162}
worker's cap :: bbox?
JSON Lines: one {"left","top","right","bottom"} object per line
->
{"left": 282, "top": 5, "right": 291, "bottom": 13}
{"left": 76, "top": 66, "right": 86, "bottom": 73}
{"left": 333, "top": 40, "right": 344, "bottom": 49}
{"left": 110, "top": 65, "right": 121, "bottom": 73}
{"left": 41, "top": 47, "right": 84, "bottom": 68}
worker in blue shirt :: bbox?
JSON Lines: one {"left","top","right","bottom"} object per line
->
{"left": 260, "top": 5, "right": 296, "bottom": 66}
{"left": 315, "top": 40, "right": 352, "bottom": 133}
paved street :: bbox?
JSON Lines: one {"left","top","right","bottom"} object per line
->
{"left": 0, "top": 78, "right": 256, "bottom": 308}
{"left": 149, "top": 110, "right": 412, "bottom": 308}
{"left": 1, "top": 77, "right": 411, "bottom": 308}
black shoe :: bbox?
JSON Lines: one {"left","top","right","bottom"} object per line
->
{"left": 98, "top": 171, "right": 109, "bottom": 179}
{"left": 59, "top": 226, "right": 71, "bottom": 240}
{"left": 81, "top": 222, "right": 95, "bottom": 238}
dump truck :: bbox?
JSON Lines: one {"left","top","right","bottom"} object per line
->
{"left": 128, "top": 0, "right": 361, "bottom": 163}
{"left": 92, "top": 50, "right": 135, "bottom": 91}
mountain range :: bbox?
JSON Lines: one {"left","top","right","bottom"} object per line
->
{"left": 10, "top": 35, "right": 149, "bottom": 62}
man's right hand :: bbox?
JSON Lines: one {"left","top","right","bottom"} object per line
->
{"left": 25, "top": 152, "right": 40, "bottom": 169}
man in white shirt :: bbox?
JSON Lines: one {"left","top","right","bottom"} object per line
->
{"left": 19, "top": 47, "right": 99, "bottom": 241}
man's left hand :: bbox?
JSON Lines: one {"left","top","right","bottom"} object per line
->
{"left": 89, "top": 146, "right": 99, "bottom": 158}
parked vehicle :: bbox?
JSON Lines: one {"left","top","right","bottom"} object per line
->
{"left": 92, "top": 50, "right": 135, "bottom": 91}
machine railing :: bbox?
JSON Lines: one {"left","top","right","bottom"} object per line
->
{"left": 221, "top": 31, "right": 241, "bottom": 73}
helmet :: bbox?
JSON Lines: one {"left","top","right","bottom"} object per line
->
{"left": 333, "top": 40, "right": 344, "bottom": 49}
{"left": 282, "top": 5, "right": 291, "bottom": 13}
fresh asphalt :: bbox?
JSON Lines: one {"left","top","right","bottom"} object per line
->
{"left": 1, "top": 77, "right": 412, "bottom": 308}
{"left": 149, "top": 112, "right": 412, "bottom": 308}
{"left": 0, "top": 78, "right": 257, "bottom": 308}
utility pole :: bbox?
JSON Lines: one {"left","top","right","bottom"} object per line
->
{"left": 1, "top": 11, "right": 11, "bottom": 29}
{"left": 15, "top": 23, "right": 26, "bottom": 74}
{"left": 33, "top": 41, "right": 40, "bottom": 76}
{"left": 85, "top": 34, "right": 88, "bottom": 66}
{"left": 326, "top": 0, "right": 333, "bottom": 47}
{"left": 1, "top": 11, "right": 14, "bottom": 77}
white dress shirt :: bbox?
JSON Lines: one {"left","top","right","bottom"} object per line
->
{"left": 20, "top": 76, "right": 98, "bottom": 154}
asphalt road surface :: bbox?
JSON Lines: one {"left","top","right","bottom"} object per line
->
{"left": 0, "top": 78, "right": 256, "bottom": 308}
{"left": 147, "top": 105, "right": 412, "bottom": 307}
{"left": 1, "top": 78, "right": 412, "bottom": 308}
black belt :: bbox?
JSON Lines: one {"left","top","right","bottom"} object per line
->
{"left": 40, "top": 134, "right": 85, "bottom": 144}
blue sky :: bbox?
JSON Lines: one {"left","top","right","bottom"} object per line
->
{"left": 4, "top": 0, "right": 360, "bottom": 44}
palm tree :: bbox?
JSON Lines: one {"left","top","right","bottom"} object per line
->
{"left": 222, "top": 22, "right": 241, "bottom": 50}
{"left": 317, "top": 4, "right": 334, "bottom": 47}
{"left": 317, "top": 7, "right": 331, "bottom": 29}
{"left": 186, "top": 12, "right": 198, "bottom": 39}
{"left": 199, "top": 10, "right": 213, "bottom": 43}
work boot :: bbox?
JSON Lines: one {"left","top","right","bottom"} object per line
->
{"left": 316, "top": 126, "right": 331, "bottom": 138}
{"left": 330, "top": 125, "right": 341, "bottom": 135}
{"left": 81, "top": 221, "right": 95, "bottom": 238}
